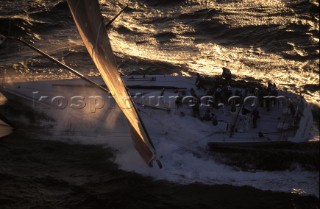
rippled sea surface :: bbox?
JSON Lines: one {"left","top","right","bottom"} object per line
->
{"left": 0, "top": 0, "right": 319, "bottom": 208}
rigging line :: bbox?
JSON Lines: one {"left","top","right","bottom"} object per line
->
{"left": 5, "top": 36, "right": 110, "bottom": 94}
{"left": 229, "top": 90, "right": 249, "bottom": 137}
{"left": 105, "top": 5, "right": 128, "bottom": 29}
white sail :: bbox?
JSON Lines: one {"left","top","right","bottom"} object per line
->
{"left": 67, "top": 0, "right": 156, "bottom": 166}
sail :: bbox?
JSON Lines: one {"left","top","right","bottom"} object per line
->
{"left": 67, "top": 0, "right": 156, "bottom": 166}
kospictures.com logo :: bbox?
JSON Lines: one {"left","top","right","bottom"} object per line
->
{"left": 32, "top": 91, "right": 288, "bottom": 113}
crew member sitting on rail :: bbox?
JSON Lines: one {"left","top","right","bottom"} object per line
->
{"left": 195, "top": 73, "right": 201, "bottom": 84}
{"left": 222, "top": 67, "right": 232, "bottom": 82}
{"left": 270, "top": 83, "right": 278, "bottom": 106}
{"left": 195, "top": 73, "right": 206, "bottom": 90}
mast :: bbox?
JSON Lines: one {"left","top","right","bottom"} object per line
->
{"left": 67, "top": 0, "right": 160, "bottom": 167}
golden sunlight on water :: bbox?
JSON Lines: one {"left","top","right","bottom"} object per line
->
{"left": 110, "top": 31, "right": 319, "bottom": 106}
{"left": 108, "top": 0, "right": 319, "bottom": 107}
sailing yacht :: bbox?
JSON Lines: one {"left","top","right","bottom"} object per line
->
{"left": 0, "top": 0, "right": 314, "bottom": 167}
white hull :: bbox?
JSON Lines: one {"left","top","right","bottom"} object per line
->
{"left": 0, "top": 75, "right": 314, "bottom": 145}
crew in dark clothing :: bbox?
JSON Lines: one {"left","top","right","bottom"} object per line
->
{"left": 265, "top": 92, "right": 271, "bottom": 112}
{"left": 214, "top": 87, "right": 222, "bottom": 103}
{"left": 267, "top": 81, "right": 272, "bottom": 92}
{"left": 195, "top": 73, "right": 206, "bottom": 90}
{"left": 201, "top": 109, "right": 212, "bottom": 121}
{"left": 270, "top": 83, "right": 278, "bottom": 106}
{"left": 270, "top": 83, "right": 277, "bottom": 94}
{"left": 195, "top": 73, "right": 201, "bottom": 85}
{"left": 206, "top": 90, "right": 215, "bottom": 108}
{"left": 222, "top": 85, "right": 232, "bottom": 102}
{"left": 289, "top": 101, "right": 295, "bottom": 116}
{"left": 211, "top": 113, "right": 218, "bottom": 126}
{"left": 235, "top": 89, "right": 243, "bottom": 99}
{"left": 206, "top": 88, "right": 214, "bottom": 96}
{"left": 252, "top": 108, "right": 260, "bottom": 128}
{"left": 234, "top": 89, "right": 243, "bottom": 106}
{"left": 257, "top": 87, "right": 265, "bottom": 107}
{"left": 266, "top": 81, "right": 277, "bottom": 105}
{"left": 222, "top": 67, "right": 232, "bottom": 82}
{"left": 192, "top": 100, "right": 200, "bottom": 118}
{"left": 242, "top": 107, "right": 250, "bottom": 115}
{"left": 227, "top": 85, "right": 232, "bottom": 98}
{"left": 175, "top": 95, "right": 183, "bottom": 109}
{"left": 190, "top": 88, "right": 197, "bottom": 98}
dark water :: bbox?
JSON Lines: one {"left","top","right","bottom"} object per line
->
{"left": 0, "top": 131, "right": 318, "bottom": 209}
{"left": 0, "top": 0, "right": 319, "bottom": 208}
